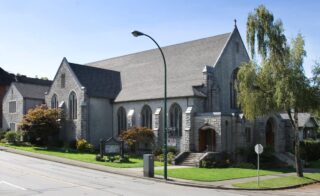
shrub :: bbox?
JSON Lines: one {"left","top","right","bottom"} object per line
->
{"left": 155, "top": 154, "right": 164, "bottom": 162}
{"left": 0, "top": 129, "right": 7, "bottom": 140}
{"left": 199, "top": 152, "right": 231, "bottom": 168}
{"left": 19, "top": 105, "right": 60, "bottom": 145}
{"left": 236, "top": 145, "right": 276, "bottom": 165}
{"left": 96, "top": 154, "right": 105, "bottom": 162}
{"left": 231, "top": 162, "right": 256, "bottom": 169}
{"left": 113, "top": 155, "right": 130, "bottom": 163}
{"left": 167, "top": 146, "right": 177, "bottom": 155}
{"left": 167, "top": 152, "right": 175, "bottom": 163}
{"left": 120, "top": 127, "right": 155, "bottom": 153}
{"left": 300, "top": 140, "right": 320, "bottom": 161}
{"left": 200, "top": 159, "right": 230, "bottom": 168}
{"left": 76, "top": 139, "right": 93, "bottom": 153}
{"left": 5, "top": 131, "right": 18, "bottom": 143}
{"left": 106, "top": 155, "right": 116, "bottom": 162}
{"left": 154, "top": 152, "right": 175, "bottom": 164}
{"left": 69, "top": 140, "right": 77, "bottom": 149}
{"left": 153, "top": 147, "right": 162, "bottom": 156}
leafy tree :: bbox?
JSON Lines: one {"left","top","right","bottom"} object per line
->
{"left": 120, "top": 127, "right": 154, "bottom": 152}
{"left": 19, "top": 105, "right": 60, "bottom": 145}
{"left": 238, "top": 5, "right": 318, "bottom": 177}
{"left": 40, "top": 77, "right": 49, "bottom": 80}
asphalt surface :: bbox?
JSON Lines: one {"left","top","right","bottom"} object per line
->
{"left": 0, "top": 151, "right": 319, "bottom": 196}
{"left": 0, "top": 151, "right": 245, "bottom": 196}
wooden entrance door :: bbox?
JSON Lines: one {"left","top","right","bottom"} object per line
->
{"left": 199, "top": 128, "right": 216, "bottom": 152}
{"left": 266, "top": 119, "right": 275, "bottom": 147}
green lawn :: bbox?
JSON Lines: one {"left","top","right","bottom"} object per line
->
{"left": 233, "top": 173, "right": 320, "bottom": 189}
{"left": 0, "top": 143, "right": 163, "bottom": 168}
{"left": 155, "top": 168, "right": 291, "bottom": 182}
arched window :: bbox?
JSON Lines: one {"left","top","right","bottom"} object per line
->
{"left": 51, "top": 94, "right": 58, "bottom": 108}
{"left": 169, "top": 103, "right": 182, "bottom": 137}
{"left": 117, "top": 107, "right": 127, "bottom": 134}
{"left": 69, "top": 91, "right": 77, "bottom": 119}
{"left": 230, "top": 69, "right": 239, "bottom": 109}
{"left": 141, "top": 105, "right": 152, "bottom": 129}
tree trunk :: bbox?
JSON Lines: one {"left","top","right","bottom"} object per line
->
{"left": 293, "top": 111, "right": 303, "bottom": 177}
{"left": 287, "top": 110, "right": 303, "bottom": 177}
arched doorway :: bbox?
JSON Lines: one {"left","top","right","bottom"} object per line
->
{"left": 265, "top": 118, "right": 275, "bottom": 148}
{"left": 199, "top": 125, "right": 216, "bottom": 152}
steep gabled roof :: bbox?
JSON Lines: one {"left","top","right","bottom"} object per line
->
{"left": 15, "top": 76, "right": 52, "bottom": 86}
{"left": 68, "top": 62, "right": 121, "bottom": 99}
{"left": 279, "top": 113, "right": 319, "bottom": 128}
{"left": 88, "top": 32, "right": 232, "bottom": 102}
{"left": 13, "top": 82, "right": 50, "bottom": 99}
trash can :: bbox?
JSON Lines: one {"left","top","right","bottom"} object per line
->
{"left": 143, "top": 154, "right": 154, "bottom": 177}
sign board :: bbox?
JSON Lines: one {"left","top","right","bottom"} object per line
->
{"left": 255, "top": 144, "right": 263, "bottom": 154}
{"left": 105, "top": 144, "right": 120, "bottom": 154}
{"left": 104, "top": 137, "right": 121, "bottom": 155}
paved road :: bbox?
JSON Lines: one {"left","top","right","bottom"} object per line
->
{"left": 0, "top": 151, "right": 319, "bottom": 196}
{"left": 0, "top": 151, "right": 245, "bottom": 196}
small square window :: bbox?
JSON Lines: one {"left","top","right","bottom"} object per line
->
{"left": 9, "top": 101, "right": 16, "bottom": 113}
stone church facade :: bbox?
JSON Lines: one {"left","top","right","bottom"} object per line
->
{"left": 45, "top": 24, "right": 316, "bottom": 157}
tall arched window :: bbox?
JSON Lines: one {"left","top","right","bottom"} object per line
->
{"left": 69, "top": 91, "right": 77, "bottom": 119}
{"left": 117, "top": 107, "right": 127, "bottom": 134}
{"left": 51, "top": 94, "right": 58, "bottom": 108}
{"left": 169, "top": 103, "right": 182, "bottom": 137}
{"left": 141, "top": 105, "right": 152, "bottom": 129}
{"left": 230, "top": 69, "right": 239, "bottom": 109}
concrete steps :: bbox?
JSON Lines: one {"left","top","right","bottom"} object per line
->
{"left": 179, "top": 153, "right": 204, "bottom": 167}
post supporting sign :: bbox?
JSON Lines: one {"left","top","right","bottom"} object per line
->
{"left": 255, "top": 144, "right": 263, "bottom": 187}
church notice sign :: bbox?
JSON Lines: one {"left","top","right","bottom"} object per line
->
{"left": 104, "top": 137, "right": 121, "bottom": 154}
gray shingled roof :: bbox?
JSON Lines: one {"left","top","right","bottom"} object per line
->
{"left": 88, "top": 32, "right": 231, "bottom": 102}
{"left": 68, "top": 63, "right": 121, "bottom": 99}
{"left": 15, "top": 76, "right": 52, "bottom": 86}
{"left": 14, "top": 82, "right": 50, "bottom": 99}
{"left": 279, "top": 113, "right": 318, "bottom": 128}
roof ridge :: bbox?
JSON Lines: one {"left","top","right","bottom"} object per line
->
{"left": 13, "top": 81, "right": 50, "bottom": 86}
{"left": 87, "top": 32, "right": 231, "bottom": 65}
{"left": 69, "top": 62, "right": 119, "bottom": 73}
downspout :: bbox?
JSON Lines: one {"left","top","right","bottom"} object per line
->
{"left": 111, "top": 99, "right": 114, "bottom": 137}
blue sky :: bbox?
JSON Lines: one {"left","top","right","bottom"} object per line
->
{"left": 0, "top": 0, "right": 319, "bottom": 79}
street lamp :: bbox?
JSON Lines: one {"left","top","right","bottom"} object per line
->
{"left": 132, "top": 30, "right": 168, "bottom": 180}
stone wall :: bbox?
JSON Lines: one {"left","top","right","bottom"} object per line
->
{"left": 45, "top": 60, "right": 85, "bottom": 143}
{"left": 113, "top": 97, "right": 202, "bottom": 152}
{"left": 24, "top": 99, "right": 44, "bottom": 114}
{"left": 88, "top": 97, "right": 113, "bottom": 147}
{"left": 213, "top": 28, "right": 250, "bottom": 113}
{"left": 2, "top": 85, "right": 23, "bottom": 131}
{"left": 0, "top": 85, "right": 9, "bottom": 128}
{"left": 194, "top": 113, "right": 222, "bottom": 152}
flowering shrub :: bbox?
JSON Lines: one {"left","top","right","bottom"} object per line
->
{"left": 76, "top": 139, "right": 93, "bottom": 152}
{"left": 120, "top": 127, "right": 154, "bottom": 152}
{"left": 19, "top": 105, "right": 60, "bottom": 145}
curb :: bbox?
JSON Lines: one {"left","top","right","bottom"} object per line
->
{"left": 1, "top": 146, "right": 318, "bottom": 191}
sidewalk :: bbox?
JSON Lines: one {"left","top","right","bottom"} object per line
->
{"left": 0, "top": 145, "right": 318, "bottom": 190}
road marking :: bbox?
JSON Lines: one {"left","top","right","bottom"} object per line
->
{"left": 0, "top": 180, "right": 26, "bottom": 190}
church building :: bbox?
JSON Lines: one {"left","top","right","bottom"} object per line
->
{"left": 45, "top": 24, "right": 315, "bottom": 165}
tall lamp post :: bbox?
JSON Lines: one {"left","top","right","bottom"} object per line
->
{"left": 132, "top": 30, "right": 168, "bottom": 180}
